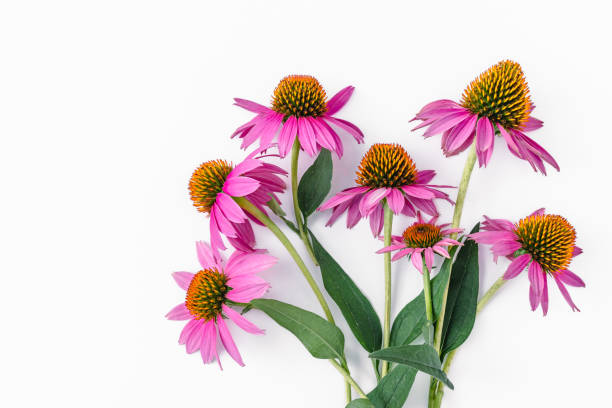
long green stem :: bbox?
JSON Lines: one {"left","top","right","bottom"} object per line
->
{"left": 380, "top": 201, "right": 394, "bottom": 377}
{"left": 329, "top": 359, "right": 368, "bottom": 400}
{"left": 422, "top": 255, "right": 434, "bottom": 346}
{"left": 234, "top": 196, "right": 334, "bottom": 324}
{"left": 431, "top": 276, "right": 508, "bottom": 408}
{"left": 290, "top": 138, "right": 318, "bottom": 265}
{"left": 429, "top": 142, "right": 477, "bottom": 408}
{"left": 433, "top": 141, "right": 477, "bottom": 353}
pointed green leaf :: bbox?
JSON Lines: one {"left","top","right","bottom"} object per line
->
{"left": 440, "top": 223, "right": 480, "bottom": 356}
{"left": 345, "top": 399, "right": 375, "bottom": 408}
{"left": 297, "top": 149, "right": 333, "bottom": 218}
{"left": 310, "top": 232, "right": 382, "bottom": 352}
{"left": 250, "top": 299, "right": 344, "bottom": 360}
{"left": 389, "top": 245, "right": 458, "bottom": 346}
{"left": 369, "top": 345, "right": 454, "bottom": 389}
{"left": 367, "top": 365, "right": 417, "bottom": 408}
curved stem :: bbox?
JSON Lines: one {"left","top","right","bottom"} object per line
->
{"left": 290, "top": 138, "right": 318, "bottom": 265}
{"left": 329, "top": 359, "right": 369, "bottom": 400}
{"left": 380, "top": 201, "right": 394, "bottom": 377}
{"left": 433, "top": 141, "right": 477, "bottom": 353}
{"left": 234, "top": 196, "right": 335, "bottom": 324}
{"left": 432, "top": 276, "right": 508, "bottom": 408}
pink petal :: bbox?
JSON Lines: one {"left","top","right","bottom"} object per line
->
{"left": 226, "top": 252, "right": 277, "bottom": 278}
{"left": 323, "top": 116, "right": 364, "bottom": 143}
{"left": 278, "top": 116, "right": 298, "bottom": 157}
{"left": 223, "top": 176, "right": 261, "bottom": 197}
{"left": 377, "top": 243, "right": 406, "bottom": 254}
{"left": 216, "top": 193, "right": 247, "bottom": 223}
{"left": 503, "top": 254, "right": 531, "bottom": 279}
{"left": 553, "top": 276, "right": 580, "bottom": 312}
{"left": 415, "top": 170, "right": 435, "bottom": 184}
{"left": 411, "top": 252, "right": 424, "bottom": 274}
{"left": 490, "top": 239, "right": 522, "bottom": 257}
{"left": 172, "top": 272, "right": 195, "bottom": 290}
{"left": 556, "top": 270, "right": 585, "bottom": 287}
{"left": 522, "top": 116, "right": 544, "bottom": 131}
{"left": 196, "top": 241, "right": 221, "bottom": 270}
{"left": 200, "top": 320, "right": 218, "bottom": 364}
{"left": 319, "top": 187, "right": 368, "bottom": 211}
{"left": 541, "top": 276, "right": 549, "bottom": 316}
{"left": 392, "top": 247, "right": 413, "bottom": 261}
{"left": 424, "top": 248, "right": 434, "bottom": 271}
{"left": 572, "top": 246, "right": 583, "bottom": 257}
{"left": 401, "top": 185, "right": 435, "bottom": 199}
{"left": 211, "top": 205, "right": 237, "bottom": 237}
{"left": 209, "top": 211, "right": 226, "bottom": 250}
{"left": 359, "top": 188, "right": 391, "bottom": 216}
{"left": 186, "top": 320, "right": 205, "bottom": 354}
{"left": 233, "top": 98, "right": 270, "bottom": 114}
{"left": 346, "top": 196, "right": 363, "bottom": 228}
{"left": 226, "top": 283, "right": 270, "bottom": 303}
{"left": 475, "top": 117, "right": 494, "bottom": 166}
{"left": 423, "top": 111, "right": 471, "bottom": 137}
{"left": 166, "top": 303, "right": 192, "bottom": 320}
{"left": 368, "top": 203, "right": 384, "bottom": 237}
{"left": 528, "top": 262, "right": 545, "bottom": 310}
{"left": 222, "top": 304, "right": 264, "bottom": 334}
{"left": 326, "top": 86, "right": 354, "bottom": 116}
{"left": 179, "top": 319, "right": 198, "bottom": 345}
{"left": 217, "top": 317, "right": 245, "bottom": 366}
{"left": 297, "top": 118, "right": 318, "bottom": 156}
{"left": 446, "top": 114, "right": 478, "bottom": 152}
{"left": 433, "top": 245, "right": 450, "bottom": 258}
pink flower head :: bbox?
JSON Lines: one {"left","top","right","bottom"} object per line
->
{"left": 470, "top": 208, "right": 584, "bottom": 315}
{"left": 318, "top": 143, "right": 454, "bottom": 236}
{"left": 232, "top": 75, "right": 364, "bottom": 158}
{"left": 189, "top": 155, "right": 286, "bottom": 252}
{"left": 377, "top": 212, "right": 462, "bottom": 274}
{"left": 166, "top": 241, "right": 276, "bottom": 368}
{"left": 411, "top": 60, "right": 559, "bottom": 174}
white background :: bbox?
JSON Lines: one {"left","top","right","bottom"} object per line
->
{"left": 1, "top": 1, "right": 610, "bottom": 407}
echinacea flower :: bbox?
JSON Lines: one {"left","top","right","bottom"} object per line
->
{"left": 469, "top": 208, "right": 584, "bottom": 315}
{"left": 232, "top": 75, "right": 364, "bottom": 158}
{"left": 411, "top": 60, "right": 559, "bottom": 174}
{"left": 318, "top": 143, "right": 453, "bottom": 236}
{"left": 166, "top": 241, "right": 276, "bottom": 368}
{"left": 376, "top": 212, "right": 462, "bottom": 273}
{"left": 189, "top": 157, "right": 286, "bottom": 252}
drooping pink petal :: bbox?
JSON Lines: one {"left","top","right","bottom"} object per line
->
{"left": 359, "top": 188, "right": 391, "bottom": 216}
{"left": 423, "top": 111, "right": 471, "bottom": 138}
{"left": 498, "top": 125, "right": 521, "bottom": 157}
{"left": 216, "top": 193, "right": 247, "bottom": 223}
{"left": 369, "top": 203, "right": 385, "bottom": 236}
{"left": 554, "top": 275, "right": 580, "bottom": 312}
{"left": 319, "top": 187, "right": 368, "bottom": 211}
{"left": 318, "top": 118, "right": 344, "bottom": 157}
{"left": 186, "top": 320, "right": 205, "bottom": 354}
{"left": 503, "top": 254, "right": 531, "bottom": 279}
{"left": 446, "top": 114, "right": 478, "bottom": 152}
{"left": 323, "top": 116, "right": 364, "bottom": 143}
{"left": 326, "top": 86, "right": 354, "bottom": 116}
{"left": 556, "top": 270, "right": 585, "bottom": 287}
{"left": 200, "top": 320, "right": 218, "bottom": 364}
{"left": 411, "top": 251, "right": 424, "bottom": 274}
{"left": 225, "top": 252, "right": 277, "bottom": 278}
{"left": 528, "top": 208, "right": 546, "bottom": 217}
{"left": 433, "top": 245, "right": 450, "bottom": 258}
{"left": 222, "top": 304, "right": 264, "bottom": 334}
{"left": 522, "top": 116, "right": 544, "bottom": 131}
{"left": 223, "top": 176, "right": 261, "bottom": 197}
{"left": 233, "top": 98, "right": 271, "bottom": 114}
{"left": 572, "top": 246, "right": 583, "bottom": 257}
{"left": 278, "top": 116, "right": 298, "bottom": 157}
{"left": 528, "top": 262, "right": 545, "bottom": 310}
{"left": 407, "top": 197, "right": 438, "bottom": 216}
{"left": 424, "top": 247, "right": 434, "bottom": 271}
{"left": 346, "top": 196, "right": 363, "bottom": 228}
{"left": 475, "top": 117, "right": 494, "bottom": 167}
{"left": 297, "top": 117, "right": 318, "bottom": 156}
{"left": 412, "top": 99, "right": 459, "bottom": 119}
{"left": 324, "top": 198, "right": 352, "bottom": 227}
{"left": 209, "top": 211, "right": 226, "bottom": 250}
{"left": 401, "top": 185, "right": 436, "bottom": 199}
{"left": 541, "top": 276, "right": 549, "bottom": 316}
{"left": 377, "top": 243, "right": 407, "bottom": 254}
{"left": 490, "top": 239, "right": 522, "bottom": 257}
{"left": 166, "top": 303, "right": 192, "bottom": 320}
{"left": 469, "top": 230, "right": 517, "bottom": 244}
{"left": 195, "top": 241, "right": 222, "bottom": 269}
{"left": 415, "top": 170, "right": 435, "bottom": 184}
{"left": 217, "top": 317, "right": 245, "bottom": 366}
{"left": 227, "top": 274, "right": 269, "bottom": 294}
{"left": 179, "top": 319, "right": 199, "bottom": 345}
{"left": 172, "top": 272, "right": 195, "bottom": 290}
{"left": 226, "top": 282, "right": 270, "bottom": 303}
{"left": 212, "top": 205, "right": 237, "bottom": 238}
{"left": 310, "top": 117, "right": 341, "bottom": 157}
{"left": 392, "top": 247, "right": 413, "bottom": 261}
{"left": 518, "top": 132, "right": 560, "bottom": 171}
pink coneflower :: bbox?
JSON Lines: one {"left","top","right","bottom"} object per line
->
{"left": 469, "top": 208, "right": 584, "bottom": 315}
{"left": 189, "top": 157, "right": 286, "bottom": 252}
{"left": 411, "top": 60, "right": 559, "bottom": 174}
{"left": 318, "top": 143, "right": 453, "bottom": 236}
{"left": 166, "top": 241, "right": 276, "bottom": 368}
{"left": 232, "top": 75, "right": 364, "bottom": 158}
{"left": 376, "top": 212, "right": 462, "bottom": 274}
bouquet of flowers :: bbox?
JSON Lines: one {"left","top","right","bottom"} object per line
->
{"left": 165, "top": 61, "right": 584, "bottom": 407}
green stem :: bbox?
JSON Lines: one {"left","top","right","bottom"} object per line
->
{"left": 371, "top": 359, "right": 381, "bottom": 382}
{"left": 429, "top": 142, "right": 477, "bottom": 408}
{"left": 380, "top": 201, "right": 394, "bottom": 377}
{"left": 234, "top": 196, "right": 334, "bottom": 324}
{"left": 432, "top": 276, "right": 508, "bottom": 408}
{"left": 422, "top": 254, "right": 434, "bottom": 346}
{"left": 290, "top": 138, "right": 318, "bottom": 265}
{"left": 329, "top": 359, "right": 369, "bottom": 400}
{"left": 433, "top": 141, "right": 477, "bottom": 353}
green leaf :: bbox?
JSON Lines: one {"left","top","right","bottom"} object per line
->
{"left": 369, "top": 345, "right": 454, "bottom": 390}
{"left": 440, "top": 223, "right": 480, "bottom": 356}
{"left": 346, "top": 399, "right": 375, "bottom": 408}
{"left": 389, "top": 245, "right": 458, "bottom": 346}
{"left": 367, "top": 365, "right": 417, "bottom": 408}
{"left": 250, "top": 299, "right": 344, "bottom": 360}
{"left": 297, "top": 149, "right": 333, "bottom": 218}
{"left": 309, "top": 232, "right": 382, "bottom": 353}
